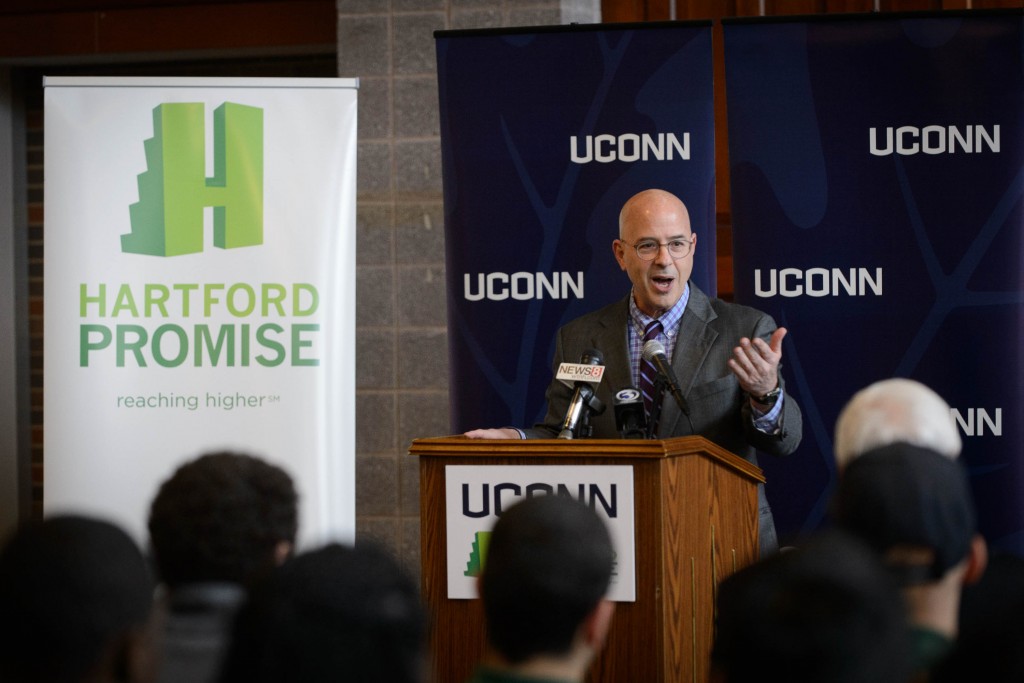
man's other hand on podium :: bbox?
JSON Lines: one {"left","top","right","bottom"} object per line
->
{"left": 464, "top": 428, "right": 522, "bottom": 439}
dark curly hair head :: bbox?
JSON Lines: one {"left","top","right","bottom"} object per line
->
{"left": 148, "top": 451, "right": 298, "bottom": 589}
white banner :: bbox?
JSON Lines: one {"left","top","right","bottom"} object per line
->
{"left": 445, "top": 465, "right": 636, "bottom": 602}
{"left": 43, "top": 77, "right": 357, "bottom": 547}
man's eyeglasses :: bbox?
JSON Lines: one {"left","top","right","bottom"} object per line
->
{"left": 631, "top": 237, "right": 693, "bottom": 261}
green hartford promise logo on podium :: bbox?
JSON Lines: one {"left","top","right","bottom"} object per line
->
{"left": 122, "top": 102, "right": 264, "bottom": 257}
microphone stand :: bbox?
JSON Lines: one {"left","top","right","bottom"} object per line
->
{"left": 579, "top": 412, "right": 593, "bottom": 438}
{"left": 559, "top": 389, "right": 605, "bottom": 439}
{"left": 577, "top": 393, "right": 604, "bottom": 438}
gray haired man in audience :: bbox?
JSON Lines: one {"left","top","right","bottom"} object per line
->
{"left": 833, "top": 377, "right": 961, "bottom": 470}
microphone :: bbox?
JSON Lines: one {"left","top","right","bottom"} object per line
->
{"left": 641, "top": 340, "right": 689, "bottom": 415}
{"left": 557, "top": 348, "right": 605, "bottom": 439}
{"left": 613, "top": 387, "right": 646, "bottom": 439}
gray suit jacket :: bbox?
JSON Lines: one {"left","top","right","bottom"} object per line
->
{"left": 522, "top": 284, "right": 803, "bottom": 552}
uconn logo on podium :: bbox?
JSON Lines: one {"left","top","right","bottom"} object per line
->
{"left": 461, "top": 484, "right": 619, "bottom": 519}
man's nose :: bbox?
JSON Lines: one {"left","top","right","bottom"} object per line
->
{"left": 653, "top": 243, "right": 673, "bottom": 264}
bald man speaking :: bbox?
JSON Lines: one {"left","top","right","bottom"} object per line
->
{"left": 468, "top": 189, "right": 803, "bottom": 555}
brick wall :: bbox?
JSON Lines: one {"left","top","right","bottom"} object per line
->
{"left": 340, "top": 0, "right": 601, "bottom": 579}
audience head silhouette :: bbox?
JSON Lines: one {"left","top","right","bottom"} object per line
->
{"left": 711, "top": 530, "right": 913, "bottom": 683}
{"left": 219, "top": 541, "right": 427, "bottom": 683}
{"left": 148, "top": 450, "right": 298, "bottom": 589}
{"left": 831, "top": 441, "right": 987, "bottom": 676}
{"left": 832, "top": 441, "right": 980, "bottom": 587}
{"left": 477, "top": 495, "right": 615, "bottom": 680}
{"left": 147, "top": 451, "right": 299, "bottom": 683}
{"left": 0, "top": 515, "right": 157, "bottom": 683}
{"left": 834, "top": 378, "right": 960, "bottom": 471}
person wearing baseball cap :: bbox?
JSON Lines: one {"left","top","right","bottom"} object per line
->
{"left": 831, "top": 441, "right": 987, "bottom": 677}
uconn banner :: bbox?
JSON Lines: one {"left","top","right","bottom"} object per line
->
{"left": 437, "top": 23, "right": 715, "bottom": 431}
{"left": 724, "top": 12, "right": 1024, "bottom": 553}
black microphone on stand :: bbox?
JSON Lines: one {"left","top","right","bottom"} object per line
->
{"left": 641, "top": 340, "right": 689, "bottom": 415}
{"left": 557, "top": 348, "right": 605, "bottom": 439}
{"left": 613, "top": 387, "right": 647, "bottom": 439}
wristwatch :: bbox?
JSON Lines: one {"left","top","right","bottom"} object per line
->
{"left": 752, "top": 387, "right": 781, "bottom": 406}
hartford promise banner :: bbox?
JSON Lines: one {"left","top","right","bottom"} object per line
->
{"left": 724, "top": 12, "right": 1024, "bottom": 552}
{"left": 437, "top": 22, "right": 715, "bottom": 432}
{"left": 44, "top": 77, "right": 357, "bottom": 546}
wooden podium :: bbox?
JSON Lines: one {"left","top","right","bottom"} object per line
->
{"left": 410, "top": 435, "right": 765, "bottom": 683}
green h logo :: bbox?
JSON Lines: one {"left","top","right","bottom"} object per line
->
{"left": 122, "top": 102, "right": 264, "bottom": 257}
{"left": 463, "top": 531, "right": 492, "bottom": 577}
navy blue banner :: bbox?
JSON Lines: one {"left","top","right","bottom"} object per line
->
{"left": 724, "top": 12, "right": 1024, "bottom": 553}
{"left": 437, "top": 23, "right": 715, "bottom": 433}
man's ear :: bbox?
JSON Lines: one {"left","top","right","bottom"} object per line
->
{"left": 274, "top": 540, "right": 293, "bottom": 565}
{"left": 583, "top": 599, "right": 616, "bottom": 651}
{"left": 612, "top": 239, "right": 627, "bottom": 271}
{"left": 963, "top": 534, "right": 988, "bottom": 585}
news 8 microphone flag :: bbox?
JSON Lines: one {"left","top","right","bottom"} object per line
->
{"left": 724, "top": 11, "right": 1024, "bottom": 553}
{"left": 436, "top": 22, "right": 716, "bottom": 434}
{"left": 557, "top": 348, "right": 604, "bottom": 439}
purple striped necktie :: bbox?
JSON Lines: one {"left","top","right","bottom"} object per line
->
{"left": 639, "top": 319, "right": 663, "bottom": 418}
